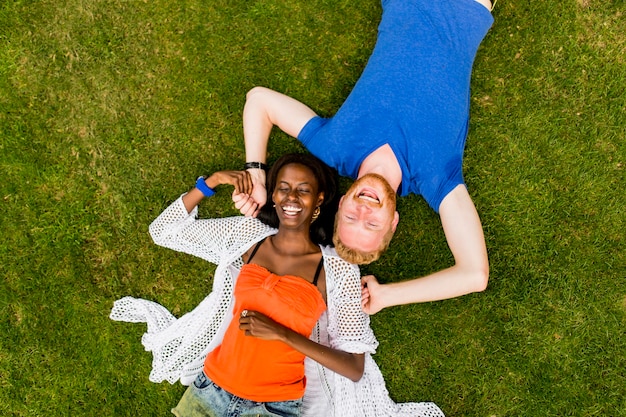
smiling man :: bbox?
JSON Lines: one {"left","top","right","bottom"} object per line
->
{"left": 236, "top": 0, "right": 494, "bottom": 314}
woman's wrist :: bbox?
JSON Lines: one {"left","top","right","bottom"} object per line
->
{"left": 195, "top": 176, "right": 216, "bottom": 197}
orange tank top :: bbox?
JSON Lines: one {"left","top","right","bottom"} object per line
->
{"left": 204, "top": 261, "right": 326, "bottom": 402}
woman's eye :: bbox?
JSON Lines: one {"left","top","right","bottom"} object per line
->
{"left": 298, "top": 188, "right": 310, "bottom": 194}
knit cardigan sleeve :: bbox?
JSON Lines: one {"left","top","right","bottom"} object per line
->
{"left": 303, "top": 247, "right": 446, "bottom": 417}
{"left": 148, "top": 194, "right": 268, "bottom": 265}
{"left": 322, "top": 246, "right": 378, "bottom": 354}
{"left": 111, "top": 195, "right": 276, "bottom": 385}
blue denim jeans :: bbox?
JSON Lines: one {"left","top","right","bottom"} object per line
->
{"left": 171, "top": 371, "right": 302, "bottom": 417}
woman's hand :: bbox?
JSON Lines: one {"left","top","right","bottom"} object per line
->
{"left": 205, "top": 170, "right": 253, "bottom": 195}
{"left": 238, "top": 310, "right": 287, "bottom": 341}
{"left": 240, "top": 309, "right": 365, "bottom": 382}
{"left": 182, "top": 170, "right": 253, "bottom": 214}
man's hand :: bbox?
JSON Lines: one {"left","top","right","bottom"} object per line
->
{"left": 232, "top": 192, "right": 260, "bottom": 217}
{"left": 239, "top": 310, "right": 287, "bottom": 341}
{"left": 361, "top": 275, "right": 386, "bottom": 315}
{"left": 233, "top": 168, "right": 267, "bottom": 217}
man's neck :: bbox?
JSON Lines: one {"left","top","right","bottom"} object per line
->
{"left": 358, "top": 144, "right": 402, "bottom": 192}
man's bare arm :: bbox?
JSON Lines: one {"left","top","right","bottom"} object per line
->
{"left": 473, "top": 0, "right": 492, "bottom": 11}
{"left": 244, "top": 86, "right": 317, "bottom": 162}
{"left": 236, "top": 87, "right": 318, "bottom": 216}
{"left": 361, "top": 185, "right": 488, "bottom": 313}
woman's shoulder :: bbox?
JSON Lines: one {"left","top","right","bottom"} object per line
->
{"left": 320, "top": 245, "right": 360, "bottom": 275}
{"left": 319, "top": 245, "right": 341, "bottom": 260}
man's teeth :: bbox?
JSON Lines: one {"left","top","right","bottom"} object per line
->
{"left": 358, "top": 194, "right": 380, "bottom": 203}
{"left": 282, "top": 206, "right": 302, "bottom": 215}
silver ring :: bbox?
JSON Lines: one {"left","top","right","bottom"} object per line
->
{"left": 241, "top": 309, "right": 248, "bottom": 317}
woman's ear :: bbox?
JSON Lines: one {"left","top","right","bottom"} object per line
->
{"left": 317, "top": 192, "right": 324, "bottom": 207}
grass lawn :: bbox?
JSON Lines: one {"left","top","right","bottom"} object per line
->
{"left": 1, "top": 0, "right": 624, "bottom": 415}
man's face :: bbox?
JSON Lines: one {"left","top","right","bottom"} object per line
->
{"left": 336, "top": 173, "right": 399, "bottom": 253}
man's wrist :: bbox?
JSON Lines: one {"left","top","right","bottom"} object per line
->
{"left": 243, "top": 161, "right": 268, "bottom": 171}
{"left": 245, "top": 166, "right": 266, "bottom": 185}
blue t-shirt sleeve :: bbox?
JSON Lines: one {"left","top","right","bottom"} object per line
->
{"left": 298, "top": 116, "right": 327, "bottom": 148}
{"left": 298, "top": 116, "right": 367, "bottom": 179}
{"left": 297, "top": 116, "right": 342, "bottom": 171}
{"left": 422, "top": 163, "right": 465, "bottom": 213}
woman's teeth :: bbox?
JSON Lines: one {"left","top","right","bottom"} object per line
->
{"left": 282, "top": 206, "right": 302, "bottom": 215}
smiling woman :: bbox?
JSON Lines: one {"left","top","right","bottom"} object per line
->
{"left": 273, "top": 164, "right": 322, "bottom": 227}
{"left": 255, "top": 153, "right": 340, "bottom": 249}
{"left": 110, "top": 153, "right": 444, "bottom": 416}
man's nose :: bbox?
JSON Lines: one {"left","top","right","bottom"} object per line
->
{"left": 355, "top": 204, "right": 372, "bottom": 215}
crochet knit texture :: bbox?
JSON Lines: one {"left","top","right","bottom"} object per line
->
{"left": 110, "top": 196, "right": 445, "bottom": 416}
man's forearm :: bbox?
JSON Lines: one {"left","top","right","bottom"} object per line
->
{"left": 380, "top": 265, "right": 488, "bottom": 308}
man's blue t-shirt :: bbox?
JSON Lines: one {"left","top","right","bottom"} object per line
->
{"left": 298, "top": 0, "right": 493, "bottom": 212}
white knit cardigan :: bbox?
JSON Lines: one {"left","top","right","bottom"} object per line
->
{"left": 110, "top": 196, "right": 444, "bottom": 417}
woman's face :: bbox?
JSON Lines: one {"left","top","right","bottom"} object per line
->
{"left": 272, "top": 163, "right": 324, "bottom": 229}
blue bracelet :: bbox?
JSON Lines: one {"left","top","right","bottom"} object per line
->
{"left": 196, "top": 176, "right": 216, "bottom": 197}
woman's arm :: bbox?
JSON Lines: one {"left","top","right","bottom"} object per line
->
{"left": 182, "top": 170, "right": 253, "bottom": 213}
{"left": 149, "top": 170, "right": 256, "bottom": 263}
{"left": 239, "top": 311, "right": 365, "bottom": 382}
{"left": 326, "top": 257, "right": 378, "bottom": 352}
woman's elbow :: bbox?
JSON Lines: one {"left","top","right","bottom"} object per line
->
{"left": 348, "top": 355, "right": 366, "bottom": 382}
{"left": 148, "top": 222, "right": 159, "bottom": 241}
{"left": 148, "top": 221, "right": 170, "bottom": 247}
{"left": 350, "top": 372, "right": 364, "bottom": 383}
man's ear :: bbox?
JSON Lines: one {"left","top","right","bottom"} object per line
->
{"left": 391, "top": 211, "right": 399, "bottom": 232}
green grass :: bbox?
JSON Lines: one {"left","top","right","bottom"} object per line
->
{"left": 1, "top": 0, "right": 624, "bottom": 416}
